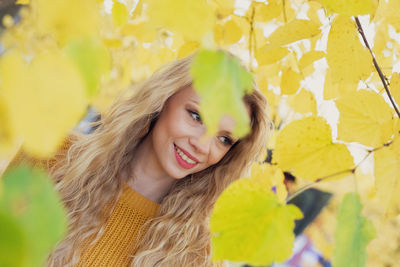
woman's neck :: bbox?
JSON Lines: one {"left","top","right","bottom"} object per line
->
{"left": 126, "top": 134, "right": 177, "bottom": 204}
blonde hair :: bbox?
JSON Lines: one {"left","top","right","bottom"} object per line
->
{"left": 46, "top": 53, "right": 271, "bottom": 266}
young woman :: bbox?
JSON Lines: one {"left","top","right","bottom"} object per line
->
{"left": 16, "top": 52, "right": 270, "bottom": 266}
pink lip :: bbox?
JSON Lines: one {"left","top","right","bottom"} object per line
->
{"left": 174, "top": 144, "right": 199, "bottom": 170}
{"left": 175, "top": 144, "right": 199, "bottom": 162}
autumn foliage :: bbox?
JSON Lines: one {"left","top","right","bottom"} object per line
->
{"left": 1, "top": 0, "right": 400, "bottom": 266}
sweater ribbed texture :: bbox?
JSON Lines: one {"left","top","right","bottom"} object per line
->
{"left": 6, "top": 138, "right": 161, "bottom": 266}
{"left": 76, "top": 182, "right": 160, "bottom": 267}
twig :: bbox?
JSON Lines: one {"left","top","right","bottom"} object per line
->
{"left": 286, "top": 169, "right": 354, "bottom": 203}
{"left": 285, "top": 140, "right": 393, "bottom": 203}
{"left": 248, "top": 6, "right": 255, "bottom": 71}
{"left": 282, "top": 0, "right": 287, "bottom": 23}
{"left": 355, "top": 17, "right": 400, "bottom": 118}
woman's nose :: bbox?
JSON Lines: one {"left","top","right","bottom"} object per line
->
{"left": 189, "top": 135, "right": 212, "bottom": 155}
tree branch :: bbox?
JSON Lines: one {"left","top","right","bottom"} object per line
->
{"left": 285, "top": 169, "right": 354, "bottom": 203}
{"left": 285, "top": 141, "right": 392, "bottom": 203}
{"left": 355, "top": 16, "right": 400, "bottom": 118}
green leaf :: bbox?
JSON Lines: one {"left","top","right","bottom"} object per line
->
{"left": 333, "top": 193, "right": 376, "bottom": 267}
{"left": 210, "top": 174, "right": 302, "bottom": 265}
{"left": 190, "top": 49, "right": 253, "bottom": 138}
{"left": 0, "top": 211, "right": 27, "bottom": 267}
{"left": 64, "top": 38, "right": 110, "bottom": 98}
{"left": 0, "top": 166, "right": 68, "bottom": 267}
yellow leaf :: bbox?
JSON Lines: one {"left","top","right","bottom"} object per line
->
{"left": 373, "top": 23, "right": 391, "bottom": 55}
{"left": 0, "top": 96, "right": 19, "bottom": 157}
{"left": 323, "top": 69, "right": 339, "bottom": 100}
{"left": 273, "top": 116, "right": 354, "bottom": 181}
{"left": 133, "top": 45, "right": 176, "bottom": 74}
{"left": 323, "top": 68, "right": 357, "bottom": 100}
{"left": 287, "top": 89, "right": 317, "bottom": 114}
{"left": 213, "top": 0, "right": 235, "bottom": 18}
{"left": 35, "top": 0, "right": 100, "bottom": 45}
{"left": 266, "top": 19, "right": 321, "bottom": 49}
{"left": 307, "top": 1, "right": 323, "bottom": 26}
{"left": 177, "top": 41, "right": 200, "bottom": 59}
{"left": 146, "top": 0, "right": 216, "bottom": 42}
{"left": 256, "top": 64, "right": 281, "bottom": 87}
{"left": 223, "top": 19, "right": 243, "bottom": 44}
{"left": 213, "top": 23, "right": 224, "bottom": 45}
{"left": 0, "top": 49, "right": 87, "bottom": 158}
{"left": 299, "top": 50, "right": 325, "bottom": 77}
{"left": 254, "top": 26, "right": 267, "bottom": 49}
{"left": 374, "top": 137, "right": 400, "bottom": 217}
{"left": 16, "top": 0, "right": 30, "bottom": 4}
{"left": 102, "top": 38, "right": 123, "bottom": 48}
{"left": 232, "top": 15, "right": 250, "bottom": 36}
{"left": 250, "top": 0, "right": 282, "bottom": 22}
{"left": 256, "top": 46, "right": 289, "bottom": 66}
{"left": 299, "top": 50, "right": 325, "bottom": 70}
{"left": 256, "top": 74, "right": 280, "bottom": 108}
{"left": 210, "top": 172, "right": 302, "bottom": 265}
{"left": 318, "top": 0, "right": 378, "bottom": 16}
{"left": 335, "top": 90, "right": 394, "bottom": 147}
{"left": 390, "top": 73, "right": 400, "bottom": 110}
{"left": 120, "top": 22, "right": 157, "bottom": 43}
{"left": 247, "top": 164, "right": 288, "bottom": 203}
{"left": 326, "top": 15, "right": 372, "bottom": 87}
{"left": 374, "top": 0, "right": 400, "bottom": 32}
{"left": 280, "top": 67, "right": 301, "bottom": 95}
{"left": 112, "top": 0, "right": 129, "bottom": 27}
{"left": 131, "top": 0, "right": 144, "bottom": 18}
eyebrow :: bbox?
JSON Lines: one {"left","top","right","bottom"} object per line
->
{"left": 189, "top": 99, "right": 200, "bottom": 105}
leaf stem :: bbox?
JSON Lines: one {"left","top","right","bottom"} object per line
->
{"left": 354, "top": 16, "right": 400, "bottom": 118}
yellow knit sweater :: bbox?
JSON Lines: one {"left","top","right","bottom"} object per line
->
{"left": 76, "top": 182, "right": 160, "bottom": 266}
{"left": 6, "top": 137, "right": 160, "bottom": 266}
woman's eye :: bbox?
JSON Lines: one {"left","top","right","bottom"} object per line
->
{"left": 188, "top": 110, "right": 202, "bottom": 123}
{"left": 219, "top": 136, "right": 234, "bottom": 146}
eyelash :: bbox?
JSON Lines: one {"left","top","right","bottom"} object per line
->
{"left": 187, "top": 109, "right": 234, "bottom": 147}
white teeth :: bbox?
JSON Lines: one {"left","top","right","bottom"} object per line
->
{"left": 176, "top": 146, "right": 196, "bottom": 164}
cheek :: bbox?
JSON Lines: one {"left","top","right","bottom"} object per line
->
{"left": 155, "top": 109, "right": 191, "bottom": 143}
{"left": 206, "top": 146, "right": 229, "bottom": 167}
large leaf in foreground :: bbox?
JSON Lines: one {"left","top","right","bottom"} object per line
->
{"left": 333, "top": 193, "right": 376, "bottom": 267}
{"left": 191, "top": 49, "right": 253, "bottom": 138}
{"left": 0, "top": 49, "right": 87, "bottom": 158}
{"left": 0, "top": 166, "right": 68, "bottom": 267}
{"left": 210, "top": 168, "right": 302, "bottom": 266}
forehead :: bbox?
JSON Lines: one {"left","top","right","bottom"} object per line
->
{"left": 168, "top": 86, "right": 200, "bottom": 104}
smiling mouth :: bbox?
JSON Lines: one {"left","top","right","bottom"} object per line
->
{"left": 174, "top": 144, "right": 198, "bottom": 169}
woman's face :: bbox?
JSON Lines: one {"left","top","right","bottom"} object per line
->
{"left": 150, "top": 86, "right": 240, "bottom": 179}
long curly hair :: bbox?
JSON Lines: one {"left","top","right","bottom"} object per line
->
{"left": 46, "top": 53, "right": 272, "bottom": 267}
